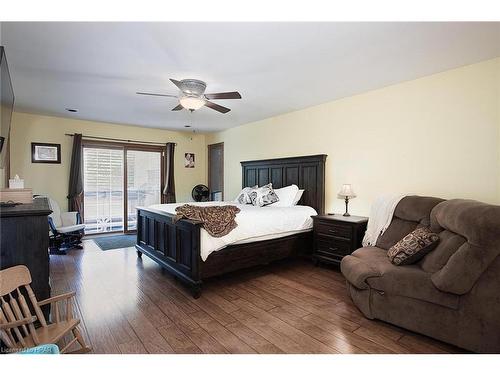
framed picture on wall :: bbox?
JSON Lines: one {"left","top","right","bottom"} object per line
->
{"left": 31, "top": 142, "right": 61, "bottom": 164}
{"left": 184, "top": 153, "right": 195, "bottom": 168}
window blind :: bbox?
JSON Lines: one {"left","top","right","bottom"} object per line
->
{"left": 83, "top": 147, "right": 124, "bottom": 233}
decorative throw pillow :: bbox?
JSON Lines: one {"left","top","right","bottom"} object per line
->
{"left": 387, "top": 227, "right": 440, "bottom": 266}
{"left": 234, "top": 185, "right": 257, "bottom": 204}
{"left": 249, "top": 183, "right": 280, "bottom": 207}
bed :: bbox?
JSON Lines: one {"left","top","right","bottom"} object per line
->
{"left": 135, "top": 154, "right": 326, "bottom": 298}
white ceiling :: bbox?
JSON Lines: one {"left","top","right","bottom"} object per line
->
{"left": 2, "top": 22, "right": 500, "bottom": 132}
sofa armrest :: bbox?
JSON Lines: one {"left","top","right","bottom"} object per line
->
{"left": 340, "top": 255, "right": 381, "bottom": 289}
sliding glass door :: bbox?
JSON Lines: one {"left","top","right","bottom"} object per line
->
{"left": 83, "top": 142, "right": 164, "bottom": 234}
{"left": 83, "top": 147, "right": 124, "bottom": 234}
{"left": 126, "top": 150, "right": 161, "bottom": 230}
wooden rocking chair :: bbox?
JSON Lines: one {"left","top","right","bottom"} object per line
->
{"left": 0, "top": 265, "right": 91, "bottom": 354}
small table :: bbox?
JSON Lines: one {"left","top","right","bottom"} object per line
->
{"left": 312, "top": 214, "right": 368, "bottom": 266}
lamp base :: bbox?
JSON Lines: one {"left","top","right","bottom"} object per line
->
{"left": 343, "top": 197, "right": 350, "bottom": 216}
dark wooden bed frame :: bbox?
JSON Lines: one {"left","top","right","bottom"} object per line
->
{"left": 135, "top": 154, "right": 327, "bottom": 298}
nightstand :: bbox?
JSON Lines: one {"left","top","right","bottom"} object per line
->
{"left": 312, "top": 214, "right": 368, "bottom": 266}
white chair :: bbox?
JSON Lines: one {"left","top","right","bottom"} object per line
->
{"left": 45, "top": 197, "right": 85, "bottom": 254}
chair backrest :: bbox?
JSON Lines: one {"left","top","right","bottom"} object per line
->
{"left": 0, "top": 265, "right": 32, "bottom": 296}
{"left": 424, "top": 199, "right": 500, "bottom": 295}
{"left": 375, "top": 195, "right": 445, "bottom": 250}
{"left": 47, "top": 197, "right": 63, "bottom": 228}
{"left": 0, "top": 265, "right": 47, "bottom": 349}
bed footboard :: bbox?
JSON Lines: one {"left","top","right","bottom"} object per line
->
{"left": 135, "top": 207, "right": 203, "bottom": 297}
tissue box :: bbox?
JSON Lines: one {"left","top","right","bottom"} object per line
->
{"left": 9, "top": 177, "right": 24, "bottom": 189}
{"left": 0, "top": 188, "right": 33, "bottom": 204}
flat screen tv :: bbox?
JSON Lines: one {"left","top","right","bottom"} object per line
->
{"left": 0, "top": 46, "right": 15, "bottom": 167}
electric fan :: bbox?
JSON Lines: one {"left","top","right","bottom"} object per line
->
{"left": 191, "top": 184, "right": 210, "bottom": 202}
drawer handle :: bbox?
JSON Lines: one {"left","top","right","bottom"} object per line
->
{"left": 329, "top": 247, "right": 338, "bottom": 252}
{"left": 328, "top": 229, "right": 337, "bottom": 234}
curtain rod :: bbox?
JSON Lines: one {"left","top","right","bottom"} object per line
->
{"left": 64, "top": 133, "right": 176, "bottom": 146}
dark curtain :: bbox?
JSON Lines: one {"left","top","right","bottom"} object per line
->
{"left": 162, "top": 142, "right": 176, "bottom": 203}
{"left": 67, "top": 133, "right": 84, "bottom": 216}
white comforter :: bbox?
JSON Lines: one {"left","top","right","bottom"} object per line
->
{"left": 148, "top": 201, "right": 317, "bottom": 261}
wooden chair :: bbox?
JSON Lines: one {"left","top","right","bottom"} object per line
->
{"left": 0, "top": 265, "right": 91, "bottom": 353}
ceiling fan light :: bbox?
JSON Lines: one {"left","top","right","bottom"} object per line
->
{"left": 179, "top": 95, "right": 205, "bottom": 110}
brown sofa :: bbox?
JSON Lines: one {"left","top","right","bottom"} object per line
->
{"left": 340, "top": 196, "right": 500, "bottom": 353}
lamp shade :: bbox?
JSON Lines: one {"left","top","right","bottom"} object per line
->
{"left": 338, "top": 184, "right": 356, "bottom": 198}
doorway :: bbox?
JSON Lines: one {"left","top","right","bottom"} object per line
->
{"left": 208, "top": 142, "right": 224, "bottom": 201}
{"left": 82, "top": 141, "right": 164, "bottom": 234}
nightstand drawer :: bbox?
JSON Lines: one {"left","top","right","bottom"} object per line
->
{"left": 312, "top": 214, "right": 368, "bottom": 266}
{"left": 315, "top": 221, "right": 352, "bottom": 240}
{"left": 315, "top": 252, "right": 344, "bottom": 263}
{"left": 315, "top": 235, "right": 352, "bottom": 256}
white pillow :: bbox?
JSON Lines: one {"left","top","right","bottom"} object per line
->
{"left": 234, "top": 185, "right": 257, "bottom": 204}
{"left": 292, "top": 189, "right": 304, "bottom": 205}
{"left": 271, "top": 184, "right": 299, "bottom": 207}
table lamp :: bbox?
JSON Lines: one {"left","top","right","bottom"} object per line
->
{"left": 338, "top": 184, "right": 356, "bottom": 216}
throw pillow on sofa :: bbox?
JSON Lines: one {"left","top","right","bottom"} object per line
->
{"left": 387, "top": 227, "right": 440, "bottom": 265}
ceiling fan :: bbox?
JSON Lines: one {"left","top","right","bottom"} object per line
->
{"left": 136, "top": 79, "right": 241, "bottom": 114}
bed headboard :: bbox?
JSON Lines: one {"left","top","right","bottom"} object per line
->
{"left": 241, "top": 154, "right": 327, "bottom": 214}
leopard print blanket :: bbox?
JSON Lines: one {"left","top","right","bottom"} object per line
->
{"left": 173, "top": 204, "right": 241, "bottom": 237}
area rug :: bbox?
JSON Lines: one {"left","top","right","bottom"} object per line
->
{"left": 93, "top": 234, "right": 136, "bottom": 251}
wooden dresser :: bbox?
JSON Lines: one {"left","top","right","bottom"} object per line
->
{"left": 0, "top": 197, "right": 52, "bottom": 316}
{"left": 312, "top": 214, "right": 368, "bottom": 266}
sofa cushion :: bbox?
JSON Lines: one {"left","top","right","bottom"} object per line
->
{"left": 387, "top": 227, "right": 440, "bottom": 265}
{"left": 342, "top": 247, "right": 459, "bottom": 309}
{"left": 366, "top": 262, "right": 459, "bottom": 309}
{"left": 428, "top": 199, "right": 500, "bottom": 295}
{"left": 376, "top": 196, "right": 445, "bottom": 250}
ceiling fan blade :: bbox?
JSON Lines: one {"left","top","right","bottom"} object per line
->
{"left": 204, "top": 91, "right": 242, "bottom": 100}
{"left": 172, "top": 104, "right": 183, "bottom": 111}
{"left": 136, "top": 92, "right": 177, "bottom": 98}
{"left": 170, "top": 79, "right": 183, "bottom": 90}
{"left": 204, "top": 100, "right": 231, "bottom": 114}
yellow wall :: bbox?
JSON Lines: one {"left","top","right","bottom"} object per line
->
{"left": 207, "top": 58, "right": 500, "bottom": 216}
{"left": 8, "top": 58, "right": 500, "bottom": 216}
{"left": 10, "top": 112, "right": 207, "bottom": 210}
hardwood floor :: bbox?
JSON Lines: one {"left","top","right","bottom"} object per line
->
{"left": 49, "top": 239, "right": 465, "bottom": 354}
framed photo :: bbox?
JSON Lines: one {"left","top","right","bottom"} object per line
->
{"left": 31, "top": 142, "right": 61, "bottom": 164}
{"left": 184, "top": 153, "right": 195, "bottom": 168}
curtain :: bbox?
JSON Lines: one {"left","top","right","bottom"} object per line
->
{"left": 67, "top": 133, "right": 84, "bottom": 216}
{"left": 162, "top": 142, "right": 176, "bottom": 203}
